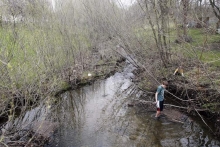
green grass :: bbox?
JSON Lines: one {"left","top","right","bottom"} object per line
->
{"left": 0, "top": 23, "right": 91, "bottom": 91}
{"left": 188, "top": 28, "right": 220, "bottom": 45}
{"left": 166, "top": 28, "right": 220, "bottom": 67}
{"left": 186, "top": 28, "right": 220, "bottom": 67}
{"left": 135, "top": 25, "right": 220, "bottom": 71}
{"left": 200, "top": 51, "right": 220, "bottom": 67}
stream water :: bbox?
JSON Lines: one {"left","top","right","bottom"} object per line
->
{"left": 8, "top": 61, "right": 220, "bottom": 147}
{"left": 47, "top": 62, "right": 220, "bottom": 147}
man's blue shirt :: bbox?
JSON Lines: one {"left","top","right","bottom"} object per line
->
{"left": 156, "top": 85, "right": 164, "bottom": 101}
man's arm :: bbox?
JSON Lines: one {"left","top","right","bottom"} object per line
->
{"left": 155, "top": 92, "right": 158, "bottom": 103}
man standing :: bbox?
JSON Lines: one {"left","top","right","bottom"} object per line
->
{"left": 155, "top": 81, "right": 168, "bottom": 118}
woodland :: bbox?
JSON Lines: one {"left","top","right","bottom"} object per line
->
{"left": 0, "top": 0, "right": 220, "bottom": 146}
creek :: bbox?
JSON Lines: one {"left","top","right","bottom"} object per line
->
{"left": 6, "top": 61, "right": 220, "bottom": 147}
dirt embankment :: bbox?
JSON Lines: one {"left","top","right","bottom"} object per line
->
{"left": 167, "top": 75, "right": 220, "bottom": 137}
{"left": 132, "top": 67, "right": 220, "bottom": 137}
{"left": 0, "top": 56, "right": 127, "bottom": 147}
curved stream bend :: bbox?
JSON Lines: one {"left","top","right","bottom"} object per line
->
{"left": 6, "top": 61, "right": 220, "bottom": 147}
{"left": 49, "top": 62, "right": 219, "bottom": 147}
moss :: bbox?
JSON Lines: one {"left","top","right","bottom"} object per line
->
{"left": 60, "top": 81, "right": 70, "bottom": 90}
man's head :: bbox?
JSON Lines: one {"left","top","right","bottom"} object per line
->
{"left": 162, "top": 81, "right": 168, "bottom": 88}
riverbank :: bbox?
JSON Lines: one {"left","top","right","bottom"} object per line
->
{"left": 0, "top": 55, "right": 127, "bottom": 146}
{"left": 132, "top": 65, "right": 220, "bottom": 137}
{"left": 54, "top": 56, "right": 126, "bottom": 96}
{"left": 1, "top": 57, "right": 220, "bottom": 146}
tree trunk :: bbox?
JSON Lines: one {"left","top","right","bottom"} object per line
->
{"left": 182, "top": 0, "right": 189, "bottom": 37}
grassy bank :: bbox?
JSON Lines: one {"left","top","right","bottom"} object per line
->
{"left": 0, "top": 22, "right": 122, "bottom": 120}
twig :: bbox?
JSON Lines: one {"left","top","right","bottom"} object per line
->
{"left": 171, "top": 119, "right": 184, "bottom": 124}
{"left": 164, "top": 104, "right": 188, "bottom": 109}
{"left": 133, "top": 99, "right": 154, "bottom": 104}
{"left": 165, "top": 90, "right": 195, "bottom": 102}
{"left": 137, "top": 86, "right": 155, "bottom": 94}
{"left": 195, "top": 108, "right": 213, "bottom": 133}
{"left": 0, "top": 60, "right": 8, "bottom": 65}
{"left": 165, "top": 104, "right": 208, "bottom": 112}
{"left": 0, "top": 142, "right": 9, "bottom": 147}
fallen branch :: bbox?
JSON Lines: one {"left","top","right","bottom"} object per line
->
{"left": 164, "top": 104, "right": 188, "bottom": 109}
{"left": 133, "top": 99, "right": 154, "bottom": 104}
{"left": 171, "top": 119, "right": 184, "bottom": 124}
{"left": 195, "top": 108, "right": 213, "bottom": 133}
{"left": 165, "top": 104, "right": 209, "bottom": 112}
{"left": 137, "top": 86, "right": 155, "bottom": 94}
{"left": 112, "top": 47, "right": 196, "bottom": 103}
{"left": 0, "top": 142, "right": 9, "bottom": 147}
{"left": 133, "top": 99, "right": 208, "bottom": 112}
{"left": 165, "top": 90, "right": 195, "bottom": 102}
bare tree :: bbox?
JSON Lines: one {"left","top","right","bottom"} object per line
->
{"left": 209, "top": 0, "right": 220, "bottom": 20}
{"left": 182, "top": 0, "right": 189, "bottom": 36}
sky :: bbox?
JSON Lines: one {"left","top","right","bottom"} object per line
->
{"left": 50, "top": 0, "right": 136, "bottom": 10}
{"left": 117, "top": 0, "right": 136, "bottom": 7}
{"left": 51, "top": 0, "right": 55, "bottom": 9}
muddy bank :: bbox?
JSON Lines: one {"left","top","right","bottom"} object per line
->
{"left": 55, "top": 56, "right": 126, "bottom": 96}
{"left": 0, "top": 57, "right": 127, "bottom": 146}
{"left": 1, "top": 121, "right": 57, "bottom": 147}
{"left": 0, "top": 56, "right": 126, "bottom": 121}
{"left": 132, "top": 67, "right": 220, "bottom": 137}
{"left": 167, "top": 76, "right": 220, "bottom": 137}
